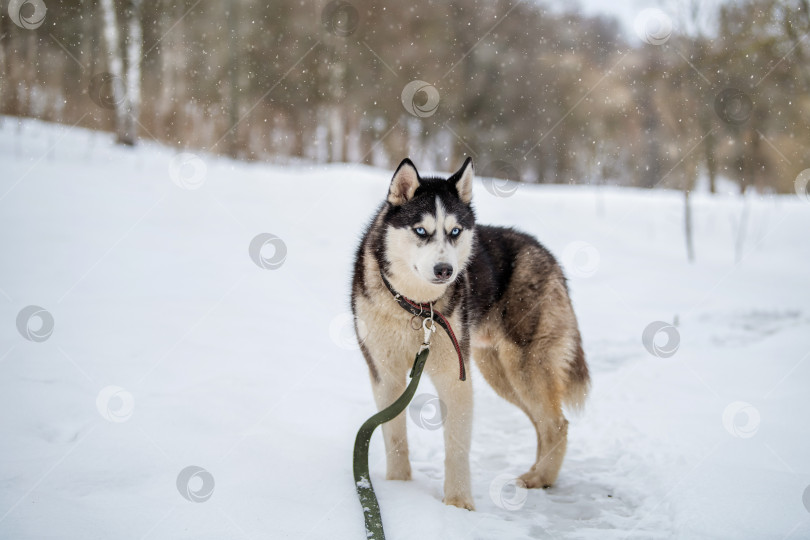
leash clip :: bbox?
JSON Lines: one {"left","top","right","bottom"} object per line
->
{"left": 420, "top": 306, "right": 436, "bottom": 351}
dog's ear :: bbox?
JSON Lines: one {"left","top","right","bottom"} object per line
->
{"left": 450, "top": 157, "right": 474, "bottom": 204}
{"left": 388, "top": 158, "right": 420, "bottom": 205}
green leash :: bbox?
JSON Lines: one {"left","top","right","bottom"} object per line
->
{"left": 353, "top": 318, "right": 436, "bottom": 540}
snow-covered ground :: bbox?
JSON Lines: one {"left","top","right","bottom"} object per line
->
{"left": 1, "top": 117, "right": 809, "bottom": 539}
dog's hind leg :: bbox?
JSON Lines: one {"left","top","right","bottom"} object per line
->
{"left": 497, "top": 340, "right": 570, "bottom": 489}
{"left": 429, "top": 366, "right": 475, "bottom": 510}
{"left": 371, "top": 374, "right": 412, "bottom": 481}
{"left": 473, "top": 346, "right": 528, "bottom": 414}
{"left": 520, "top": 409, "right": 568, "bottom": 489}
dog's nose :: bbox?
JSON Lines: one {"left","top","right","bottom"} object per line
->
{"left": 433, "top": 263, "right": 453, "bottom": 281}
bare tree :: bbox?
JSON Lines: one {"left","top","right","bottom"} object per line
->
{"left": 0, "top": 10, "right": 7, "bottom": 116}
{"left": 99, "top": 0, "right": 141, "bottom": 145}
{"left": 99, "top": 0, "right": 128, "bottom": 144}
{"left": 125, "top": 0, "right": 143, "bottom": 144}
{"left": 156, "top": 0, "right": 186, "bottom": 140}
{"left": 1, "top": 0, "right": 807, "bottom": 184}
{"left": 225, "top": 0, "right": 240, "bottom": 158}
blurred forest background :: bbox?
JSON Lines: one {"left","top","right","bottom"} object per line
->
{"left": 0, "top": 0, "right": 808, "bottom": 194}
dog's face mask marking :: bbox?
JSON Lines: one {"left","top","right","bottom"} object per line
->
{"left": 384, "top": 159, "right": 475, "bottom": 289}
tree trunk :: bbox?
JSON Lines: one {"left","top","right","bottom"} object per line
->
{"left": 639, "top": 88, "right": 662, "bottom": 188}
{"left": 157, "top": 0, "right": 184, "bottom": 140}
{"left": 639, "top": 51, "right": 662, "bottom": 188}
{"left": 0, "top": 9, "right": 6, "bottom": 115}
{"left": 329, "top": 106, "right": 344, "bottom": 162}
{"left": 327, "top": 56, "right": 346, "bottom": 162}
{"left": 684, "top": 188, "right": 695, "bottom": 262}
{"left": 682, "top": 134, "right": 699, "bottom": 263}
{"left": 23, "top": 32, "right": 37, "bottom": 116}
{"left": 734, "top": 194, "right": 750, "bottom": 264}
{"left": 226, "top": 0, "right": 240, "bottom": 158}
{"left": 124, "top": 0, "right": 143, "bottom": 144}
{"left": 99, "top": 0, "right": 136, "bottom": 145}
{"left": 700, "top": 113, "right": 717, "bottom": 194}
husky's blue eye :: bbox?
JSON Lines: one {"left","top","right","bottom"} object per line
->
{"left": 449, "top": 227, "right": 461, "bottom": 238}
{"left": 414, "top": 227, "right": 427, "bottom": 237}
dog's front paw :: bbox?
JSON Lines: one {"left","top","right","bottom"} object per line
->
{"left": 443, "top": 495, "right": 475, "bottom": 511}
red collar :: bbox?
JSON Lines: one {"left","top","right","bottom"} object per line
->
{"left": 379, "top": 272, "right": 466, "bottom": 381}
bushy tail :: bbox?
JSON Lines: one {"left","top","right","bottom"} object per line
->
{"left": 563, "top": 337, "right": 590, "bottom": 414}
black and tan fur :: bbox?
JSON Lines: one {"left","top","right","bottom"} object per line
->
{"left": 351, "top": 157, "right": 589, "bottom": 510}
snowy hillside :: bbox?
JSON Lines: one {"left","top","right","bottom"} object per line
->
{"left": 1, "top": 117, "right": 809, "bottom": 539}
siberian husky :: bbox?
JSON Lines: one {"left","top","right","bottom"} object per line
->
{"left": 351, "top": 158, "right": 589, "bottom": 510}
